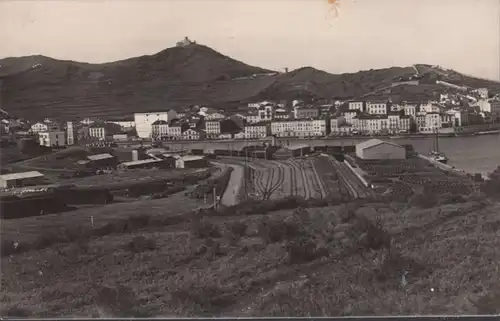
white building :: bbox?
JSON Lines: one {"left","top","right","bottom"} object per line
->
{"left": 80, "top": 118, "right": 95, "bottom": 126}
{"left": 421, "top": 112, "right": 441, "bottom": 133}
{"left": 366, "top": 102, "right": 388, "bottom": 115}
{"left": 168, "top": 124, "right": 182, "bottom": 139}
{"left": 419, "top": 102, "right": 440, "bottom": 114}
{"left": 182, "top": 128, "right": 200, "bottom": 140}
{"left": 88, "top": 125, "right": 106, "bottom": 140}
{"left": 477, "top": 99, "right": 491, "bottom": 113}
{"left": 134, "top": 110, "right": 177, "bottom": 139}
{"left": 38, "top": 130, "right": 66, "bottom": 147}
{"left": 244, "top": 124, "right": 268, "bottom": 139}
{"left": 355, "top": 139, "right": 406, "bottom": 160}
{"left": 352, "top": 116, "right": 388, "bottom": 133}
{"left": 106, "top": 120, "right": 135, "bottom": 129}
{"left": 151, "top": 120, "right": 169, "bottom": 138}
{"left": 330, "top": 117, "right": 347, "bottom": 134}
{"left": 403, "top": 104, "right": 417, "bottom": 117}
{"left": 348, "top": 101, "right": 364, "bottom": 112}
{"left": 205, "top": 120, "right": 221, "bottom": 137}
{"left": 66, "top": 121, "right": 75, "bottom": 145}
{"left": 30, "top": 122, "right": 59, "bottom": 133}
{"left": 343, "top": 111, "right": 358, "bottom": 123}
{"left": 271, "top": 119, "right": 326, "bottom": 137}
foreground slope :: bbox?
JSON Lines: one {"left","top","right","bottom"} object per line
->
{"left": 1, "top": 196, "right": 500, "bottom": 317}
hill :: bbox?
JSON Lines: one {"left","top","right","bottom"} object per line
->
{"left": 1, "top": 196, "right": 500, "bottom": 317}
{"left": 2, "top": 45, "right": 500, "bottom": 120}
{"left": 0, "top": 44, "right": 273, "bottom": 120}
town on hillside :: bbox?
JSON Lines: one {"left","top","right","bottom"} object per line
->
{"left": 2, "top": 86, "right": 500, "bottom": 148}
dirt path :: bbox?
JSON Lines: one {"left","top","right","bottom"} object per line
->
{"left": 212, "top": 162, "right": 244, "bottom": 206}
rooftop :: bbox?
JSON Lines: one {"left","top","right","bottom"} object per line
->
{"left": 87, "top": 153, "right": 114, "bottom": 161}
{"left": 356, "top": 139, "right": 404, "bottom": 150}
{"left": 180, "top": 155, "right": 205, "bottom": 162}
{"left": 120, "top": 159, "right": 165, "bottom": 167}
{"left": 0, "top": 171, "right": 44, "bottom": 181}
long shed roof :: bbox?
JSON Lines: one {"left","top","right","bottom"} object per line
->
{"left": 0, "top": 171, "right": 44, "bottom": 181}
{"left": 356, "top": 139, "right": 404, "bottom": 150}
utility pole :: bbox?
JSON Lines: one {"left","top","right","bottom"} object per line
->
{"left": 213, "top": 186, "right": 217, "bottom": 209}
{"left": 244, "top": 136, "right": 248, "bottom": 200}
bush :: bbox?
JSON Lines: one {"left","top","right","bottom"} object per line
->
{"left": 125, "top": 235, "right": 157, "bottom": 253}
{"left": 286, "top": 237, "right": 328, "bottom": 264}
{"left": 408, "top": 191, "right": 438, "bottom": 209}
{"left": 191, "top": 219, "right": 221, "bottom": 239}
{"left": 352, "top": 215, "right": 392, "bottom": 252}
{"left": 258, "top": 219, "right": 305, "bottom": 244}
{"left": 229, "top": 221, "right": 247, "bottom": 237}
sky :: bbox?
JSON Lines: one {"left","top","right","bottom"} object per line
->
{"left": 1, "top": 0, "right": 499, "bottom": 80}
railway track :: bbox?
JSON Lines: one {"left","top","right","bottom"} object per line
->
{"left": 289, "top": 158, "right": 309, "bottom": 199}
{"left": 309, "top": 159, "right": 327, "bottom": 198}
{"left": 327, "top": 156, "right": 359, "bottom": 198}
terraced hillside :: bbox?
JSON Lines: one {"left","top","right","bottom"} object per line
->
{"left": 4, "top": 43, "right": 499, "bottom": 121}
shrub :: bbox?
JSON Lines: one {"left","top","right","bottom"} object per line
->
{"left": 229, "top": 221, "right": 247, "bottom": 237}
{"left": 285, "top": 238, "right": 327, "bottom": 264}
{"left": 191, "top": 219, "right": 221, "bottom": 239}
{"left": 258, "top": 219, "right": 304, "bottom": 244}
{"left": 125, "top": 236, "right": 157, "bottom": 253}
{"left": 408, "top": 191, "right": 438, "bottom": 209}
{"left": 353, "top": 215, "right": 392, "bottom": 252}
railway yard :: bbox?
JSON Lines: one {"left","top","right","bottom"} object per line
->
{"left": 219, "top": 155, "right": 375, "bottom": 200}
{"left": 217, "top": 153, "right": 479, "bottom": 202}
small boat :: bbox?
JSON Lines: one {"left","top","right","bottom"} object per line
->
{"left": 429, "top": 128, "right": 449, "bottom": 164}
{"left": 428, "top": 150, "right": 448, "bottom": 164}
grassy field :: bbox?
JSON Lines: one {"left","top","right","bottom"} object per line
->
{"left": 1, "top": 195, "right": 499, "bottom": 317}
{"left": 0, "top": 192, "right": 205, "bottom": 244}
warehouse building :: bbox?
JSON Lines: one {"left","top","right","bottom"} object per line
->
{"left": 355, "top": 139, "right": 406, "bottom": 160}
{"left": 87, "top": 153, "right": 118, "bottom": 169}
{"left": 174, "top": 155, "right": 208, "bottom": 169}
{"left": 118, "top": 158, "right": 175, "bottom": 170}
{"left": 0, "top": 171, "right": 45, "bottom": 189}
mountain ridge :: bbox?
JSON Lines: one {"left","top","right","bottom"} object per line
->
{"left": 1, "top": 43, "right": 499, "bottom": 120}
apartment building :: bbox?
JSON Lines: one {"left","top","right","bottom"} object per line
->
{"left": 88, "top": 124, "right": 106, "bottom": 140}
{"left": 419, "top": 112, "right": 441, "bottom": 133}
{"left": 403, "top": 104, "right": 417, "bottom": 117}
{"left": 30, "top": 122, "right": 59, "bottom": 133}
{"left": 181, "top": 128, "right": 201, "bottom": 140}
{"left": 167, "top": 123, "right": 182, "bottom": 139}
{"left": 293, "top": 106, "right": 319, "bottom": 119}
{"left": 491, "top": 101, "right": 500, "bottom": 122}
{"left": 244, "top": 123, "right": 268, "bottom": 139}
{"left": 271, "top": 119, "right": 326, "bottom": 137}
{"left": 38, "top": 130, "right": 66, "bottom": 147}
{"left": 348, "top": 101, "right": 364, "bottom": 112}
{"left": 343, "top": 111, "right": 359, "bottom": 123}
{"left": 134, "top": 110, "right": 177, "bottom": 139}
{"left": 151, "top": 120, "right": 169, "bottom": 138}
{"left": 205, "top": 120, "right": 221, "bottom": 137}
{"left": 257, "top": 104, "right": 274, "bottom": 122}
{"left": 366, "top": 102, "right": 388, "bottom": 115}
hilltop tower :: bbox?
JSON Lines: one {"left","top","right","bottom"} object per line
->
{"left": 176, "top": 37, "right": 196, "bottom": 47}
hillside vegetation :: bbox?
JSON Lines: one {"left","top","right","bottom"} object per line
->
{"left": 2, "top": 45, "right": 500, "bottom": 120}
{"left": 1, "top": 193, "right": 500, "bottom": 317}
